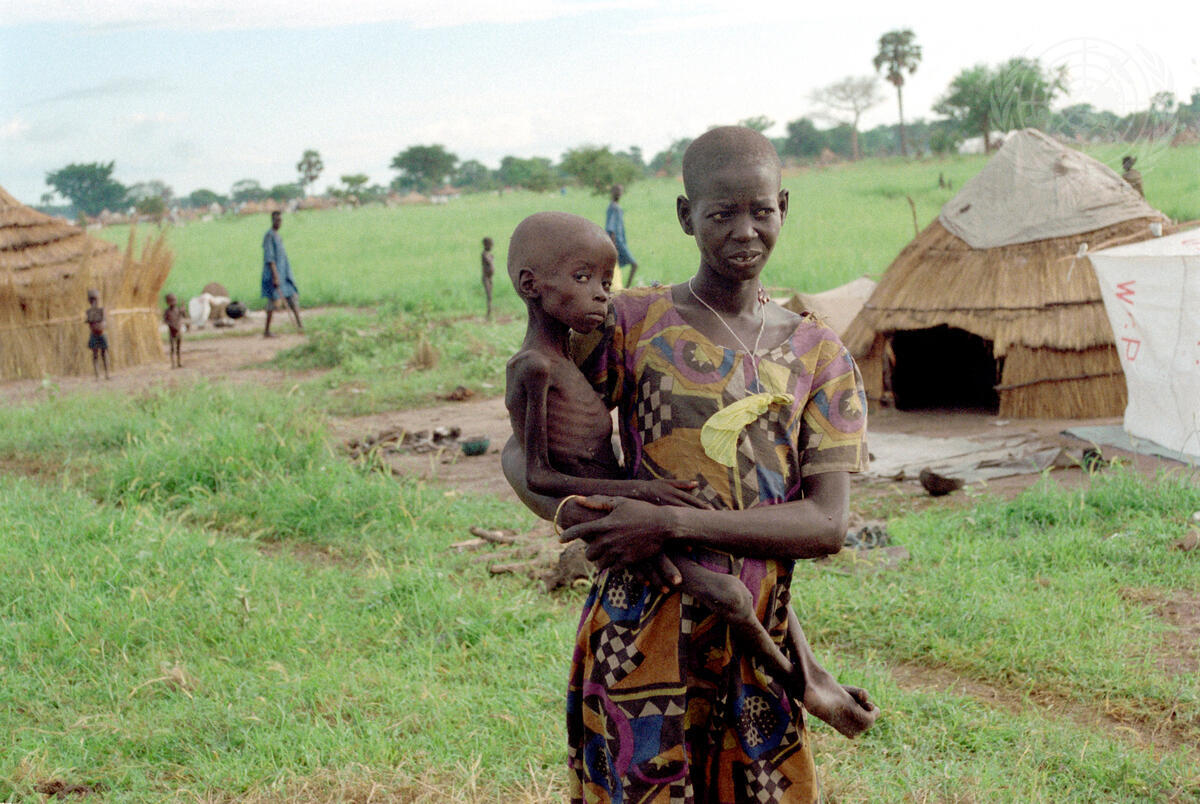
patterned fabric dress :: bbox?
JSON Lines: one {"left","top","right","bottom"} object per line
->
{"left": 568, "top": 286, "right": 868, "bottom": 804}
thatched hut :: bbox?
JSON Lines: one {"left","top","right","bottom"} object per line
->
{"left": 0, "top": 185, "right": 172, "bottom": 379}
{"left": 843, "top": 129, "right": 1171, "bottom": 419}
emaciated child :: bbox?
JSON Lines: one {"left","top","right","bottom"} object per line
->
{"left": 85, "top": 289, "right": 109, "bottom": 380}
{"left": 163, "top": 292, "right": 184, "bottom": 368}
{"left": 505, "top": 211, "right": 823, "bottom": 693}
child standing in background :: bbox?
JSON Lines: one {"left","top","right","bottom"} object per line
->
{"left": 85, "top": 289, "right": 109, "bottom": 380}
{"left": 481, "top": 236, "right": 496, "bottom": 320}
{"left": 163, "top": 293, "right": 184, "bottom": 368}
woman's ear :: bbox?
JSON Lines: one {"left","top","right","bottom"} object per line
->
{"left": 518, "top": 267, "right": 539, "bottom": 299}
{"left": 676, "top": 195, "right": 695, "bottom": 236}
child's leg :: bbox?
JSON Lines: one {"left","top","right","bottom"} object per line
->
{"left": 92, "top": 348, "right": 99, "bottom": 378}
{"left": 101, "top": 348, "right": 109, "bottom": 378}
{"left": 674, "top": 556, "right": 794, "bottom": 679}
{"left": 786, "top": 606, "right": 877, "bottom": 738}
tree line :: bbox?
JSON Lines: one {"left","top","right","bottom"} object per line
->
{"left": 40, "top": 28, "right": 1200, "bottom": 218}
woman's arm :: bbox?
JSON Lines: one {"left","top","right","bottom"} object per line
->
{"left": 561, "top": 472, "right": 849, "bottom": 571}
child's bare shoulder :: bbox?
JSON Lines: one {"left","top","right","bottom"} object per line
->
{"left": 507, "top": 347, "right": 568, "bottom": 381}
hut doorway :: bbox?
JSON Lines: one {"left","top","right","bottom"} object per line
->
{"left": 890, "top": 326, "right": 1000, "bottom": 413}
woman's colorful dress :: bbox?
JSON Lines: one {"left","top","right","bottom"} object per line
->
{"left": 569, "top": 286, "right": 868, "bottom": 803}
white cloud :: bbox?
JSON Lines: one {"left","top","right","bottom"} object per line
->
{"left": 0, "top": 0, "right": 637, "bottom": 31}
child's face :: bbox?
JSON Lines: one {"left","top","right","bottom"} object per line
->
{"left": 678, "top": 160, "right": 787, "bottom": 284}
{"left": 533, "top": 239, "right": 614, "bottom": 334}
{"left": 166, "top": 294, "right": 177, "bottom": 306}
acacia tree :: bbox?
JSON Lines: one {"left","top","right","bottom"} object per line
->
{"left": 296, "top": 149, "right": 324, "bottom": 197}
{"left": 391, "top": 144, "right": 458, "bottom": 193}
{"left": 44, "top": 162, "right": 127, "bottom": 216}
{"left": 873, "top": 29, "right": 922, "bottom": 156}
{"left": 559, "top": 146, "right": 639, "bottom": 195}
{"left": 737, "top": 115, "right": 774, "bottom": 133}
{"left": 810, "top": 76, "right": 885, "bottom": 160}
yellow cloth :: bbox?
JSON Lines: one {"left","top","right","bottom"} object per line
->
{"left": 699, "top": 392, "right": 795, "bottom": 467}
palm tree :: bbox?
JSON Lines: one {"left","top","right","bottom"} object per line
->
{"left": 873, "top": 29, "right": 922, "bottom": 156}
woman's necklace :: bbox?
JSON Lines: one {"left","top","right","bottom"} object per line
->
{"left": 687, "top": 278, "right": 794, "bottom": 470}
{"left": 687, "top": 277, "right": 766, "bottom": 384}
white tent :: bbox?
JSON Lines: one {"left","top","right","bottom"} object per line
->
{"left": 1090, "top": 228, "right": 1200, "bottom": 460}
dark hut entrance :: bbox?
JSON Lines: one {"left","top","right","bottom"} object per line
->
{"left": 890, "top": 326, "right": 1000, "bottom": 413}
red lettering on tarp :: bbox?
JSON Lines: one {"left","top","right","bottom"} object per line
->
{"left": 1115, "top": 280, "right": 1136, "bottom": 305}
{"left": 1122, "top": 337, "right": 1141, "bottom": 361}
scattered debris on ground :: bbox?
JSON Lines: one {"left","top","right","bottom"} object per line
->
{"left": 346, "top": 425, "right": 465, "bottom": 458}
{"left": 919, "top": 467, "right": 965, "bottom": 497}
{"left": 439, "top": 385, "right": 475, "bottom": 402}
{"left": 453, "top": 524, "right": 592, "bottom": 592}
{"left": 35, "top": 780, "right": 104, "bottom": 798}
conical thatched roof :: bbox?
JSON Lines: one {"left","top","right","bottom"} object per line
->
{"left": 844, "top": 132, "right": 1172, "bottom": 419}
{"left": 939, "top": 128, "right": 1161, "bottom": 249}
{"left": 0, "top": 185, "right": 172, "bottom": 379}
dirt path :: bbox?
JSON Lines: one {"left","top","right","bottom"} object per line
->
{"left": 0, "top": 312, "right": 315, "bottom": 407}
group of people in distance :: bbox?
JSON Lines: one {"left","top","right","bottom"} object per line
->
{"left": 86, "top": 208, "right": 303, "bottom": 379}
{"left": 503, "top": 126, "right": 877, "bottom": 802}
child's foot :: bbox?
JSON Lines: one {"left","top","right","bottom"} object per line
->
{"left": 801, "top": 674, "right": 878, "bottom": 738}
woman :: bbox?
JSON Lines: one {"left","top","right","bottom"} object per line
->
{"left": 504, "top": 126, "right": 875, "bottom": 803}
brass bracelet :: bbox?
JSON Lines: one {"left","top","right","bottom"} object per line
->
{"left": 553, "top": 494, "right": 587, "bottom": 536}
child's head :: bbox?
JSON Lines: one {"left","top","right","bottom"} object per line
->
{"left": 483, "top": 236, "right": 494, "bottom": 251}
{"left": 508, "top": 211, "right": 616, "bottom": 333}
{"left": 165, "top": 293, "right": 177, "bottom": 306}
{"left": 677, "top": 126, "right": 788, "bottom": 282}
{"left": 87, "top": 289, "right": 99, "bottom": 304}
{"left": 611, "top": 184, "right": 623, "bottom": 202}
{"left": 1122, "top": 155, "right": 1136, "bottom": 171}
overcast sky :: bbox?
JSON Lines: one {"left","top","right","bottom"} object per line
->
{"left": 2, "top": 0, "right": 1197, "bottom": 204}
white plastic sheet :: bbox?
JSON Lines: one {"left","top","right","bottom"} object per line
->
{"left": 1090, "top": 228, "right": 1200, "bottom": 460}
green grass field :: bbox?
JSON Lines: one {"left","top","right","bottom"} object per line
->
{"left": 7, "top": 146, "right": 1198, "bottom": 801}
{"left": 98, "top": 144, "right": 1200, "bottom": 314}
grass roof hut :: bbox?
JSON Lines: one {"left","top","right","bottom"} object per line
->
{"left": 843, "top": 129, "right": 1170, "bottom": 419}
{"left": 0, "top": 185, "right": 172, "bottom": 380}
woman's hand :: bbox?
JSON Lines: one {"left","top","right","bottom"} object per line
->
{"left": 561, "top": 495, "right": 676, "bottom": 571}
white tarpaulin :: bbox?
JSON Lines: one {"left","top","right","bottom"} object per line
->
{"left": 1090, "top": 228, "right": 1200, "bottom": 460}
{"left": 939, "top": 129, "right": 1162, "bottom": 249}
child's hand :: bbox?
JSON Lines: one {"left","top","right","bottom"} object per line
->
{"left": 628, "top": 479, "right": 711, "bottom": 509}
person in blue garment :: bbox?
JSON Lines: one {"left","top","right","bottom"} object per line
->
{"left": 605, "top": 184, "right": 639, "bottom": 286}
{"left": 261, "top": 210, "right": 303, "bottom": 337}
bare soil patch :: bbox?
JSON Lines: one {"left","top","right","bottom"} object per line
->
{"left": 1120, "top": 587, "right": 1200, "bottom": 676}
{"left": 0, "top": 314, "right": 319, "bottom": 407}
{"left": 888, "top": 660, "right": 1199, "bottom": 760}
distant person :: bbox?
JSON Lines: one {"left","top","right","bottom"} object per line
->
{"left": 481, "top": 236, "right": 495, "bottom": 320}
{"left": 1122, "top": 156, "right": 1144, "bottom": 197}
{"left": 261, "top": 210, "right": 303, "bottom": 337}
{"left": 163, "top": 292, "right": 184, "bottom": 368}
{"left": 85, "top": 288, "right": 109, "bottom": 380}
{"left": 605, "top": 183, "right": 638, "bottom": 286}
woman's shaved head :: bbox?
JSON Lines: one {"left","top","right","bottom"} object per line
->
{"left": 682, "top": 126, "right": 782, "bottom": 200}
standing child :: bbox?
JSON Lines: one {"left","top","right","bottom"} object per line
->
{"left": 85, "top": 289, "right": 109, "bottom": 380}
{"left": 163, "top": 292, "right": 184, "bottom": 368}
{"left": 481, "top": 236, "right": 495, "bottom": 320}
{"left": 605, "top": 184, "right": 638, "bottom": 286}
